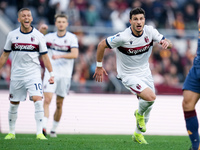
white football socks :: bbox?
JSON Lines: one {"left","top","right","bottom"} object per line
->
{"left": 42, "top": 116, "right": 48, "bottom": 129}
{"left": 34, "top": 101, "right": 44, "bottom": 135}
{"left": 135, "top": 99, "right": 154, "bottom": 134}
{"left": 8, "top": 103, "right": 19, "bottom": 134}
{"left": 138, "top": 99, "right": 154, "bottom": 116}
{"left": 51, "top": 120, "right": 59, "bottom": 132}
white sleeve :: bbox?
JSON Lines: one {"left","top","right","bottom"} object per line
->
{"left": 4, "top": 32, "right": 12, "bottom": 52}
{"left": 71, "top": 35, "right": 79, "bottom": 48}
{"left": 39, "top": 34, "right": 48, "bottom": 54}
{"left": 152, "top": 27, "right": 164, "bottom": 42}
{"left": 106, "top": 33, "right": 124, "bottom": 49}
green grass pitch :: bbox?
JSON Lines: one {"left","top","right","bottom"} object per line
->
{"left": 0, "top": 133, "right": 191, "bottom": 150}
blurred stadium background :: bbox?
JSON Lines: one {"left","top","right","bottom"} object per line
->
{"left": 0, "top": 0, "right": 199, "bottom": 94}
{"left": 0, "top": 0, "right": 199, "bottom": 135}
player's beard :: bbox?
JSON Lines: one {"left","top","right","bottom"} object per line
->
{"left": 136, "top": 30, "right": 143, "bottom": 35}
{"left": 57, "top": 29, "right": 67, "bottom": 36}
{"left": 132, "top": 25, "right": 143, "bottom": 36}
{"left": 21, "top": 22, "right": 32, "bottom": 32}
{"left": 58, "top": 29, "right": 66, "bottom": 32}
{"left": 136, "top": 24, "right": 143, "bottom": 32}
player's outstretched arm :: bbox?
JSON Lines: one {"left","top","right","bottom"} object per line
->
{"left": 93, "top": 39, "right": 108, "bottom": 82}
{"left": 0, "top": 51, "right": 10, "bottom": 70}
{"left": 41, "top": 53, "right": 54, "bottom": 84}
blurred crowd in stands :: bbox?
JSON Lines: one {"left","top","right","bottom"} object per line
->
{"left": 0, "top": 0, "right": 199, "bottom": 94}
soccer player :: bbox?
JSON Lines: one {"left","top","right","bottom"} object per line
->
{"left": 93, "top": 7, "right": 172, "bottom": 144}
{"left": 0, "top": 8, "right": 54, "bottom": 140}
{"left": 182, "top": 18, "right": 200, "bottom": 150}
{"left": 39, "top": 14, "right": 79, "bottom": 137}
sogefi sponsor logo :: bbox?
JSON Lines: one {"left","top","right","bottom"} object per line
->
{"left": 127, "top": 45, "right": 150, "bottom": 55}
{"left": 15, "top": 43, "right": 35, "bottom": 50}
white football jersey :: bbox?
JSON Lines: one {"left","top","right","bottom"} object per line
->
{"left": 44, "top": 31, "right": 79, "bottom": 78}
{"left": 106, "top": 25, "right": 164, "bottom": 78}
{"left": 4, "top": 27, "right": 48, "bottom": 80}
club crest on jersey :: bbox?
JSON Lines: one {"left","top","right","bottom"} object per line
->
{"left": 144, "top": 36, "right": 149, "bottom": 43}
{"left": 31, "top": 37, "right": 35, "bottom": 42}
{"left": 64, "top": 40, "right": 67, "bottom": 43}
{"left": 136, "top": 84, "right": 141, "bottom": 90}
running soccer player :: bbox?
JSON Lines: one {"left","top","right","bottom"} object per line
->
{"left": 182, "top": 18, "right": 200, "bottom": 150}
{"left": 39, "top": 14, "right": 79, "bottom": 137}
{"left": 93, "top": 7, "right": 172, "bottom": 144}
{"left": 0, "top": 8, "right": 54, "bottom": 140}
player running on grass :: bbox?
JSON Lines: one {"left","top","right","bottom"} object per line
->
{"left": 39, "top": 14, "right": 79, "bottom": 137}
{"left": 93, "top": 7, "right": 172, "bottom": 144}
{"left": 182, "top": 18, "right": 200, "bottom": 150}
{"left": 0, "top": 8, "right": 54, "bottom": 140}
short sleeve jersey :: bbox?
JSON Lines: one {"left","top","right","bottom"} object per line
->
{"left": 4, "top": 27, "right": 48, "bottom": 80}
{"left": 44, "top": 31, "right": 79, "bottom": 78}
{"left": 106, "top": 25, "right": 164, "bottom": 78}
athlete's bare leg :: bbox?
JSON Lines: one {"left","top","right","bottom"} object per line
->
{"left": 137, "top": 87, "right": 156, "bottom": 102}
{"left": 182, "top": 90, "right": 200, "bottom": 111}
{"left": 43, "top": 92, "right": 54, "bottom": 118}
{"left": 54, "top": 95, "right": 64, "bottom": 122}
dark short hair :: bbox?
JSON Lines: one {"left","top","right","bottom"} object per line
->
{"left": 129, "top": 7, "right": 145, "bottom": 19}
{"left": 18, "top": 8, "right": 31, "bottom": 16}
{"left": 54, "top": 14, "right": 68, "bottom": 22}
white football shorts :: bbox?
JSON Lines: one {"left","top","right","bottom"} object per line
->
{"left": 43, "top": 75, "right": 71, "bottom": 98}
{"left": 9, "top": 78, "right": 43, "bottom": 102}
{"left": 121, "top": 75, "right": 155, "bottom": 95}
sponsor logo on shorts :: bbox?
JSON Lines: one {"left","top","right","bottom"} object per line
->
{"left": 136, "top": 84, "right": 141, "bottom": 90}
